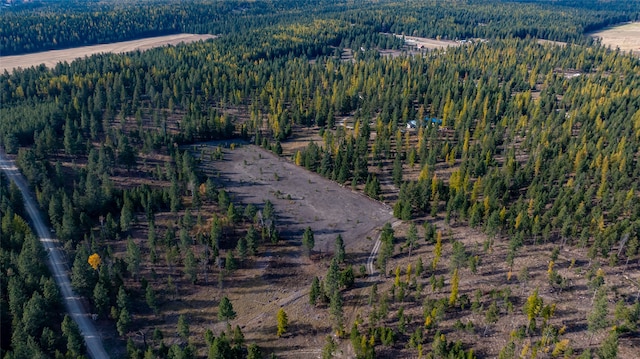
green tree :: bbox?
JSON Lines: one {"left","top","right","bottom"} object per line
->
{"left": 277, "top": 308, "right": 288, "bottom": 337}
{"left": 335, "top": 234, "right": 345, "bottom": 263}
{"left": 322, "top": 335, "right": 338, "bottom": 359}
{"left": 146, "top": 285, "right": 158, "bottom": 314}
{"left": 310, "top": 276, "right": 321, "bottom": 306}
{"left": 125, "top": 237, "right": 141, "bottom": 280}
{"left": 484, "top": 301, "right": 499, "bottom": 336}
{"left": 329, "top": 291, "right": 344, "bottom": 332}
{"left": 432, "top": 231, "right": 442, "bottom": 270}
{"left": 185, "top": 248, "right": 198, "bottom": 284}
{"left": 117, "top": 307, "right": 131, "bottom": 336}
{"left": 225, "top": 251, "right": 237, "bottom": 273}
{"left": 597, "top": 330, "right": 618, "bottom": 359}
{"left": 588, "top": 287, "right": 609, "bottom": 344}
{"left": 523, "top": 288, "right": 543, "bottom": 334}
{"left": 93, "top": 281, "right": 110, "bottom": 318}
{"left": 302, "top": 226, "right": 315, "bottom": 257}
{"left": 178, "top": 314, "right": 190, "bottom": 340}
{"left": 247, "top": 343, "right": 262, "bottom": 359}
{"left": 325, "top": 258, "right": 340, "bottom": 298}
{"left": 218, "top": 296, "right": 236, "bottom": 323}
{"left": 246, "top": 226, "right": 259, "bottom": 256}
{"left": 406, "top": 222, "right": 418, "bottom": 258}
{"left": 71, "top": 245, "right": 95, "bottom": 297}
{"left": 62, "top": 315, "right": 84, "bottom": 357}
{"left": 449, "top": 268, "right": 459, "bottom": 307}
{"left": 392, "top": 155, "right": 403, "bottom": 186}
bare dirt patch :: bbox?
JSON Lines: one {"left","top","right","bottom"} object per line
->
{"left": 397, "top": 35, "right": 462, "bottom": 50}
{"left": 0, "top": 33, "right": 217, "bottom": 73}
{"left": 590, "top": 22, "right": 640, "bottom": 56}
{"left": 190, "top": 141, "right": 394, "bottom": 254}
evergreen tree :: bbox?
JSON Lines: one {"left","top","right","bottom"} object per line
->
{"left": 117, "top": 307, "right": 131, "bottom": 336}
{"left": 218, "top": 296, "right": 237, "bottom": 323}
{"left": 310, "top": 276, "right": 321, "bottom": 306}
{"left": 62, "top": 315, "right": 84, "bottom": 357}
{"left": 335, "top": 234, "right": 345, "bottom": 263}
{"left": 276, "top": 308, "right": 288, "bottom": 337}
{"left": 302, "top": 226, "right": 315, "bottom": 257}
{"left": 588, "top": 287, "right": 609, "bottom": 343}
{"left": 406, "top": 223, "right": 418, "bottom": 258}
{"left": 178, "top": 314, "right": 190, "bottom": 340}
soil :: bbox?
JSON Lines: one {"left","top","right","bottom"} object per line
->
{"left": 590, "top": 22, "right": 640, "bottom": 56}
{"left": 0, "top": 33, "right": 217, "bottom": 73}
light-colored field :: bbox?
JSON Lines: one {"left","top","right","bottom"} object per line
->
{"left": 590, "top": 22, "right": 640, "bottom": 56}
{"left": 0, "top": 33, "right": 217, "bottom": 73}
{"left": 395, "top": 34, "right": 462, "bottom": 49}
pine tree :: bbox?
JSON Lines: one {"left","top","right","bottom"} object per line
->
{"left": 185, "top": 248, "right": 198, "bottom": 284}
{"left": 146, "top": 285, "right": 158, "bottom": 314}
{"left": 93, "top": 281, "right": 110, "bottom": 317}
{"left": 218, "top": 296, "right": 236, "bottom": 323}
{"left": 322, "top": 335, "right": 338, "bottom": 359}
{"left": 484, "top": 301, "right": 499, "bottom": 336}
{"left": 329, "top": 291, "right": 344, "bottom": 332}
{"left": 178, "top": 314, "right": 190, "bottom": 340}
{"left": 335, "top": 234, "right": 345, "bottom": 263}
{"left": 310, "top": 276, "right": 321, "bottom": 306}
{"left": 277, "top": 308, "right": 288, "bottom": 337}
{"left": 597, "top": 330, "right": 618, "bottom": 359}
{"left": 523, "top": 288, "right": 543, "bottom": 334}
{"left": 247, "top": 344, "right": 262, "bottom": 359}
{"left": 125, "top": 237, "right": 141, "bottom": 280}
{"left": 407, "top": 223, "right": 418, "bottom": 258}
{"left": 325, "top": 258, "right": 340, "bottom": 298}
{"left": 62, "top": 315, "right": 85, "bottom": 357}
{"left": 449, "top": 268, "right": 459, "bottom": 307}
{"left": 588, "top": 287, "right": 609, "bottom": 343}
{"left": 432, "top": 231, "right": 442, "bottom": 270}
{"left": 117, "top": 307, "right": 131, "bottom": 336}
{"left": 302, "top": 226, "right": 315, "bottom": 257}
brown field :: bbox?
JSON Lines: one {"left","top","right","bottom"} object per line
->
{"left": 397, "top": 35, "right": 462, "bottom": 50}
{"left": 590, "top": 22, "right": 640, "bottom": 56}
{"left": 191, "top": 141, "right": 394, "bottom": 254}
{"left": 0, "top": 33, "right": 217, "bottom": 73}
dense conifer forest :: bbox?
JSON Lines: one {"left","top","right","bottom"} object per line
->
{"left": 1, "top": 0, "right": 640, "bottom": 358}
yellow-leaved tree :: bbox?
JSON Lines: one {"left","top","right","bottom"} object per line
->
{"left": 88, "top": 253, "right": 101, "bottom": 270}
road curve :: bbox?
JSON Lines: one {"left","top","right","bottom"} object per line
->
{"left": 0, "top": 152, "right": 110, "bottom": 359}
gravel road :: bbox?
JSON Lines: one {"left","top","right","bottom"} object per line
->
{"left": 0, "top": 152, "right": 110, "bottom": 359}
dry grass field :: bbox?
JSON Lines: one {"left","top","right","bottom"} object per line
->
{"left": 590, "top": 22, "right": 640, "bottom": 56}
{"left": 0, "top": 33, "right": 217, "bottom": 73}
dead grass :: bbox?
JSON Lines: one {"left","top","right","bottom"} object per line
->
{"left": 0, "top": 33, "right": 217, "bottom": 73}
{"left": 590, "top": 22, "right": 640, "bottom": 56}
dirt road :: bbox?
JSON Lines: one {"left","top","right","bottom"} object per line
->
{"left": 0, "top": 152, "right": 110, "bottom": 359}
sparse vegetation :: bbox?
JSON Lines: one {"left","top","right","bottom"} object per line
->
{"left": 2, "top": 0, "right": 640, "bottom": 358}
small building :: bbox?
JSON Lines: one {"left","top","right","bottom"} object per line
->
{"left": 407, "top": 117, "right": 442, "bottom": 129}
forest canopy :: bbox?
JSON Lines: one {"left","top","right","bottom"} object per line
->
{"left": 1, "top": 0, "right": 639, "bottom": 55}
{"left": 1, "top": 0, "right": 640, "bottom": 358}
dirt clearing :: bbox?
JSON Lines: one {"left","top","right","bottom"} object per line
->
{"left": 590, "top": 22, "right": 640, "bottom": 56}
{"left": 395, "top": 34, "right": 462, "bottom": 49}
{"left": 0, "top": 33, "right": 217, "bottom": 73}
{"left": 190, "top": 141, "right": 394, "bottom": 254}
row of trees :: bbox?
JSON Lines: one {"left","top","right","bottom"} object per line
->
{"left": 0, "top": 173, "right": 85, "bottom": 357}
{"left": 1, "top": 0, "right": 639, "bottom": 356}
{"left": 2, "top": 0, "right": 637, "bottom": 55}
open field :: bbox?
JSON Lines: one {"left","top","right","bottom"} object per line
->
{"left": 191, "top": 141, "right": 394, "bottom": 254}
{"left": 397, "top": 35, "right": 462, "bottom": 50}
{"left": 590, "top": 22, "right": 640, "bottom": 56}
{"left": 0, "top": 33, "right": 217, "bottom": 73}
